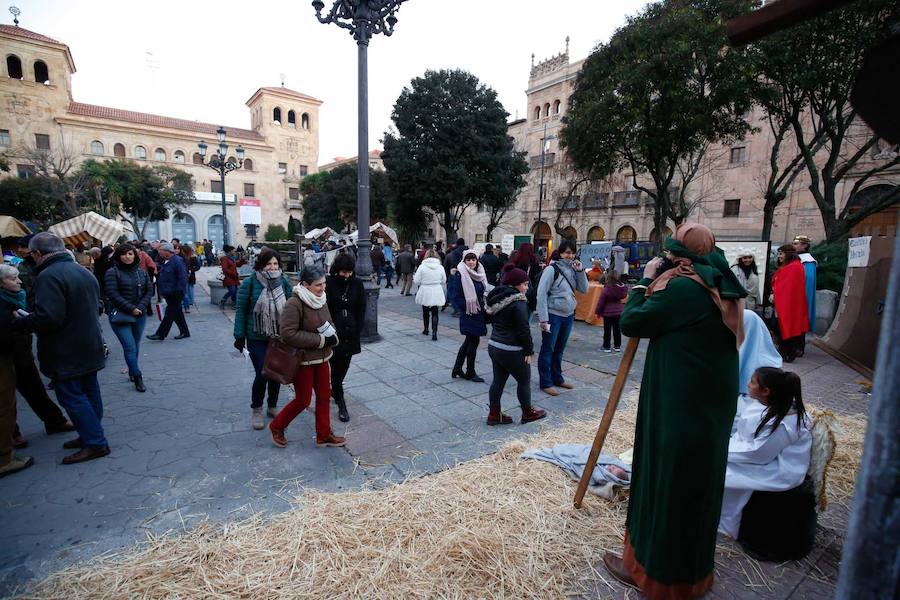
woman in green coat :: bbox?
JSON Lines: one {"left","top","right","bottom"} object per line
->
{"left": 233, "top": 247, "right": 293, "bottom": 430}
{"left": 603, "top": 223, "right": 746, "bottom": 600}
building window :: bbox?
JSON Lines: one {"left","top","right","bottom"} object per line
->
{"left": 114, "top": 143, "right": 126, "bottom": 157}
{"left": 154, "top": 148, "right": 166, "bottom": 162}
{"left": 173, "top": 150, "right": 185, "bottom": 163}
{"left": 543, "top": 103, "right": 550, "bottom": 118}
{"left": 474, "top": 234, "right": 485, "bottom": 242}
{"left": 273, "top": 107, "right": 282, "bottom": 125}
{"left": 6, "top": 55, "right": 22, "bottom": 79}
{"left": 299, "top": 164, "right": 308, "bottom": 177}
{"left": 553, "top": 99, "right": 561, "bottom": 115}
{"left": 243, "top": 183, "right": 255, "bottom": 197}
{"left": 288, "top": 187, "right": 299, "bottom": 200}
{"left": 0, "top": 129, "right": 9, "bottom": 147}
{"left": 211, "top": 180, "right": 223, "bottom": 193}
{"left": 192, "top": 152, "right": 203, "bottom": 165}
{"left": 288, "top": 110, "right": 296, "bottom": 126}
{"left": 723, "top": 198, "right": 741, "bottom": 218}
{"left": 729, "top": 146, "right": 746, "bottom": 165}
{"left": 243, "top": 158, "right": 253, "bottom": 170}
{"left": 616, "top": 225, "right": 637, "bottom": 243}
{"left": 16, "top": 164, "right": 34, "bottom": 179}
{"left": 301, "top": 113, "right": 310, "bottom": 129}
{"left": 34, "top": 134, "right": 50, "bottom": 151}
{"left": 90, "top": 140, "right": 104, "bottom": 155}
{"left": 33, "top": 60, "right": 49, "bottom": 84}
{"left": 135, "top": 145, "right": 147, "bottom": 160}
{"left": 278, "top": 162, "right": 287, "bottom": 175}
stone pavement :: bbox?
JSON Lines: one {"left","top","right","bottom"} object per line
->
{"left": 0, "top": 271, "right": 870, "bottom": 598}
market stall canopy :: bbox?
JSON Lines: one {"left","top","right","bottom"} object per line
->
{"left": 350, "top": 222, "right": 398, "bottom": 246}
{"left": 304, "top": 227, "right": 337, "bottom": 241}
{"left": 0, "top": 216, "right": 31, "bottom": 238}
{"left": 49, "top": 211, "right": 123, "bottom": 246}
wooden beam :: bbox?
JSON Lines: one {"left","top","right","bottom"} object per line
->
{"left": 727, "top": 0, "right": 856, "bottom": 45}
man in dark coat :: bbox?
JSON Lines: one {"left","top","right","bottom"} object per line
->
{"left": 15, "top": 232, "right": 110, "bottom": 464}
{"left": 396, "top": 245, "right": 417, "bottom": 296}
{"left": 147, "top": 242, "right": 190, "bottom": 340}
{"left": 480, "top": 244, "right": 502, "bottom": 286}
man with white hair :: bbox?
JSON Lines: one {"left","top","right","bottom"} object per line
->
{"left": 14, "top": 232, "right": 110, "bottom": 464}
{"left": 146, "top": 242, "right": 190, "bottom": 341}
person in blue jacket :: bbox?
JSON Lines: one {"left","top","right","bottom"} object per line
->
{"left": 448, "top": 251, "right": 490, "bottom": 382}
{"left": 147, "top": 242, "right": 190, "bottom": 341}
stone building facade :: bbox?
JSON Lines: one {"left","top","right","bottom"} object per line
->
{"left": 456, "top": 43, "right": 898, "bottom": 247}
{"left": 0, "top": 24, "right": 321, "bottom": 248}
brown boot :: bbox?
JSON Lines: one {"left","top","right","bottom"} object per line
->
{"left": 557, "top": 381, "right": 574, "bottom": 390}
{"left": 602, "top": 552, "right": 638, "bottom": 590}
{"left": 63, "top": 437, "right": 84, "bottom": 449}
{"left": 521, "top": 407, "right": 547, "bottom": 424}
{"left": 62, "top": 446, "right": 110, "bottom": 465}
{"left": 541, "top": 387, "right": 559, "bottom": 396}
{"left": 316, "top": 433, "right": 346, "bottom": 447}
{"left": 269, "top": 423, "right": 287, "bottom": 448}
{"left": 486, "top": 411, "right": 513, "bottom": 426}
{"left": 0, "top": 455, "right": 35, "bottom": 478}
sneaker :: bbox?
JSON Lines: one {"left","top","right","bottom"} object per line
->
{"left": 541, "top": 387, "right": 559, "bottom": 397}
{"left": 613, "top": 347, "right": 621, "bottom": 352}
{"left": 316, "top": 434, "right": 346, "bottom": 447}
{"left": 602, "top": 347, "right": 612, "bottom": 353}
{"left": 0, "top": 455, "right": 35, "bottom": 478}
{"left": 557, "top": 382, "right": 574, "bottom": 390}
{"left": 269, "top": 423, "right": 287, "bottom": 448}
{"left": 251, "top": 407, "right": 265, "bottom": 430}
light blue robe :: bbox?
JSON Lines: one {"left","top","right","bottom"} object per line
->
{"left": 799, "top": 254, "right": 817, "bottom": 331}
{"left": 738, "top": 310, "right": 783, "bottom": 396}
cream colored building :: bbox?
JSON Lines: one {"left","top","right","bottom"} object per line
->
{"left": 0, "top": 24, "right": 322, "bottom": 247}
{"left": 456, "top": 43, "right": 898, "bottom": 247}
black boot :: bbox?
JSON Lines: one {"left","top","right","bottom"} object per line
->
{"left": 431, "top": 311, "right": 439, "bottom": 341}
{"left": 335, "top": 397, "right": 350, "bottom": 422}
{"left": 422, "top": 309, "right": 430, "bottom": 335}
{"left": 133, "top": 375, "right": 146, "bottom": 393}
{"left": 452, "top": 344, "right": 467, "bottom": 378}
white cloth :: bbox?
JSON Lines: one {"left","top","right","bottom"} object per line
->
{"left": 738, "top": 310, "right": 782, "bottom": 396}
{"left": 718, "top": 394, "right": 812, "bottom": 538}
{"left": 521, "top": 444, "right": 631, "bottom": 500}
{"left": 293, "top": 283, "right": 327, "bottom": 309}
{"left": 413, "top": 257, "right": 447, "bottom": 307}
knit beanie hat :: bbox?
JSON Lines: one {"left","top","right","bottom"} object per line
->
{"left": 501, "top": 263, "right": 528, "bottom": 286}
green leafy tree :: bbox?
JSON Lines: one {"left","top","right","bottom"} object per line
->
{"left": 264, "top": 224, "right": 288, "bottom": 241}
{"left": 383, "top": 69, "right": 528, "bottom": 243}
{"left": 300, "top": 164, "right": 389, "bottom": 233}
{"left": 286, "top": 215, "right": 299, "bottom": 240}
{"left": 562, "top": 0, "right": 756, "bottom": 248}
{"left": 0, "top": 176, "right": 59, "bottom": 225}
{"left": 752, "top": 0, "right": 899, "bottom": 242}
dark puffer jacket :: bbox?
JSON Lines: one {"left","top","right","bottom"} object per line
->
{"left": 448, "top": 272, "right": 487, "bottom": 337}
{"left": 325, "top": 274, "right": 366, "bottom": 357}
{"left": 105, "top": 263, "right": 154, "bottom": 315}
{"left": 484, "top": 286, "right": 533, "bottom": 355}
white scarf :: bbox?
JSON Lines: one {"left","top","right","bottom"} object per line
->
{"left": 294, "top": 283, "right": 327, "bottom": 309}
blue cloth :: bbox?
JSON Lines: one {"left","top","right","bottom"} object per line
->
{"left": 110, "top": 315, "right": 147, "bottom": 377}
{"left": 738, "top": 310, "right": 782, "bottom": 396}
{"left": 54, "top": 372, "right": 108, "bottom": 448}
{"left": 521, "top": 444, "right": 631, "bottom": 495}
{"left": 448, "top": 273, "right": 487, "bottom": 336}
{"left": 383, "top": 246, "right": 394, "bottom": 263}
{"left": 157, "top": 254, "right": 188, "bottom": 296}
{"left": 538, "top": 312, "right": 574, "bottom": 389}
{"left": 802, "top": 261, "right": 816, "bottom": 331}
{"left": 182, "top": 283, "right": 195, "bottom": 309}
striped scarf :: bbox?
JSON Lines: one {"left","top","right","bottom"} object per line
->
{"left": 252, "top": 270, "right": 286, "bottom": 338}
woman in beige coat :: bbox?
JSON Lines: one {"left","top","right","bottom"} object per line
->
{"left": 268, "top": 265, "right": 345, "bottom": 448}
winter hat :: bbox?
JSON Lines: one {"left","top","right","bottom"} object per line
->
{"left": 501, "top": 263, "right": 528, "bottom": 286}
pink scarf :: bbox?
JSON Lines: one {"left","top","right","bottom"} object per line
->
{"left": 457, "top": 260, "right": 489, "bottom": 315}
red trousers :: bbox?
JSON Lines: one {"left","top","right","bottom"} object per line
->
{"left": 270, "top": 362, "right": 332, "bottom": 440}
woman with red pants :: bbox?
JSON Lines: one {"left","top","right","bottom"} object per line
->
{"left": 268, "top": 265, "right": 345, "bottom": 448}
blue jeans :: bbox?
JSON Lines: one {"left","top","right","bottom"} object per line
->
{"left": 538, "top": 313, "right": 575, "bottom": 389}
{"left": 54, "top": 372, "right": 108, "bottom": 448}
{"left": 221, "top": 284, "right": 238, "bottom": 306}
{"left": 183, "top": 284, "right": 195, "bottom": 309}
{"left": 247, "top": 338, "right": 281, "bottom": 409}
{"left": 111, "top": 315, "right": 147, "bottom": 377}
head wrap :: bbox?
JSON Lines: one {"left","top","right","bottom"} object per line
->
{"left": 738, "top": 310, "right": 782, "bottom": 395}
{"left": 645, "top": 223, "right": 747, "bottom": 347}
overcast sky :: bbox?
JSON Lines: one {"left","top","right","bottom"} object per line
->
{"left": 16, "top": 0, "right": 649, "bottom": 164}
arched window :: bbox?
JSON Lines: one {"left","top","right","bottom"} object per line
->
{"left": 226, "top": 156, "right": 237, "bottom": 168}
{"left": 301, "top": 113, "right": 310, "bottom": 129}
{"left": 134, "top": 146, "right": 147, "bottom": 160}
{"left": 90, "top": 141, "right": 105, "bottom": 156}
{"left": 561, "top": 226, "right": 578, "bottom": 242}
{"left": 207, "top": 214, "right": 228, "bottom": 250}
{"left": 172, "top": 214, "right": 196, "bottom": 244}
{"left": 553, "top": 99, "right": 561, "bottom": 115}
{"left": 33, "top": 60, "right": 49, "bottom": 84}
{"left": 192, "top": 152, "right": 203, "bottom": 165}
{"left": 587, "top": 226, "right": 605, "bottom": 241}
{"left": 173, "top": 150, "right": 185, "bottom": 163}
{"left": 543, "top": 103, "right": 550, "bottom": 118}
{"left": 616, "top": 225, "right": 637, "bottom": 243}
{"left": 154, "top": 148, "right": 166, "bottom": 162}
{"left": 243, "top": 158, "right": 254, "bottom": 170}
{"left": 531, "top": 221, "right": 552, "bottom": 243}
{"left": 288, "top": 110, "right": 296, "bottom": 126}
{"left": 648, "top": 226, "right": 672, "bottom": 243}
{"left": 273, "top": 107, "right": 282, "bottom": 124}
{"left": 113, "top": 143, "right": 126, "bottom": 157}
{"left": 6, "top": 55, "right": 23, "bottom": 79}
{"left": 533, "top": 106, "right": 541, "bottom": 120}
{"left": 135, "top": 219, "right": 160, "bottom": 241}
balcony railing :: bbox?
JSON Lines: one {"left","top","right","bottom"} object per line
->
{"left": 529, "top": 153, "right": 556, "bottom": 168}
{"left": 612, "top": 190, "right": 641, "bottom": 207}
{"left": 583, "top": 192, "right": 609, "bottom": 209}
{"left": 556, "top": 195, "right": 579, "bottom": 210}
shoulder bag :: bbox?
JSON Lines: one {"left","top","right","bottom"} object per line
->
{"left": 262, "top": 338, "right": 305, "bottom": 385}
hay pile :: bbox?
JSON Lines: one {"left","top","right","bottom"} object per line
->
{"left": 22, "top": 398, "right": 866, "bottom": 600}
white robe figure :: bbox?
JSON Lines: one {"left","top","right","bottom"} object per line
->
{"left": 718, "top": 395, "right": 812, "bottom": 538}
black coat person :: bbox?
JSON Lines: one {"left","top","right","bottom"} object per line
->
{"left": 325, "top": 253, "right": 366, "bottom": 422}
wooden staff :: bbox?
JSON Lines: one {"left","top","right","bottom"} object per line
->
{"left": 573, "top": 336, "right": 640, "bottom": 509}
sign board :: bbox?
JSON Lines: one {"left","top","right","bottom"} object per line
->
{"left": 239, "top": 197, "right": 261, "bottom": 225}
{"left": 472, "top": 242, "right": 488, "bottom": 257}
{"left": 501, "top": 234, "right": 515, "bottom": 254}
{"left": 513, "top": 235, "right": 532, "bottom": 250}
{"left": 847, "top": 236, "right": 872, "bottom": 268}
{"left": 717, "top": 241, "right": 771, "bottom": 304}
{"left": 194, "top": 191, "right": 236, "bottom": 204}
{"left": 577, "top": 241, "right": 613, "bottom": 267}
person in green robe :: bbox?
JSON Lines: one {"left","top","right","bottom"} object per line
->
{"left": 603, "top": 223, "right": 746, "bottom": 600}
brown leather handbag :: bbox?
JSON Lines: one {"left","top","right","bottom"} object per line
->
{"left": 262, "top": 338, "right": 304, "bottom": 384}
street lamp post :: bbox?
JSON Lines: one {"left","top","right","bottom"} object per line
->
{"left": 534, "top": 122, "right": 555, "bottom": 249}
{"left": 198, "top": 127, "right": 244, "bottom": 248}
{"left": 312, "top": 0, "right": 407, "bottom": 343}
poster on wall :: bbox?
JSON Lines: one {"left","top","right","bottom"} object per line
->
{"left": 239, "top": 198, "right": 261, "bottom": 226}
{"left": 717, "top": 240, "right": 771, "bottom": 305}
{"left": 847, "top": 236, "right": 872, "bottom": 267}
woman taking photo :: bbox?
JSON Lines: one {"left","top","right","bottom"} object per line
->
{"left": 233, "top": 247, "right": 293, "bottom": 430}
{"left": 448, "top": 251, "right": 489, "bottom": 381}
{"left": 325, "top": 253, "right": 366, "bottom": 423}
{"left": 105, "top": 244, "right": 154, "bottom": 393}
{"left": 269, "top": 265, "right": 345, "bottom": 448}
{"left": 413, "top": 249, "right": 446, "bottom": 341}
{"left": 483, "top": 265, "right": 547, "bottom": 425}
{"left": 731, "top": 252, "right": 760, "bottom": 311}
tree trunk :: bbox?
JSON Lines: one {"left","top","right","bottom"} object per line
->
{"left": 442, "top": 209, "right": 456, "bottom": 244}
{"left": 760, "top": 189, "right": 785, "bottom": 242}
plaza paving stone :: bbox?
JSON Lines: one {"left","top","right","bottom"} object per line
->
{"left": 0, "top": 270, "right": 870, "bottom": 597}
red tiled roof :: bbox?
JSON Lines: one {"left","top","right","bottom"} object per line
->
{"left": 66, "top": 102, "right": 265, "bottom": 141}
{"left": 0, "top": 24, "right": 66, "bottom": 46}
